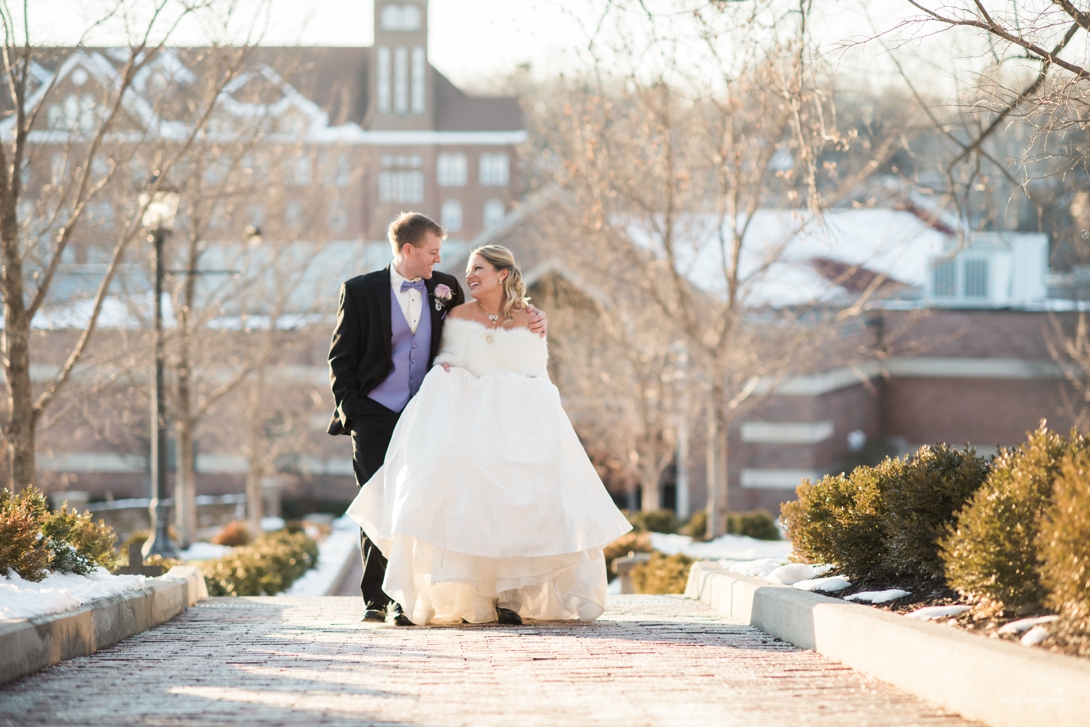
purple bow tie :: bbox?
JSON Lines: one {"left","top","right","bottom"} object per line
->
{"left": 400, "top": 279, "right": 426, "bottom": 294}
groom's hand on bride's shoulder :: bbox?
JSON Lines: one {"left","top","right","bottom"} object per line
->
{"left": 526, "top": 305, "right": 548, "bottom": 337}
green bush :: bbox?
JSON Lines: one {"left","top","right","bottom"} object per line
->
{"left": 0, "top": 486, "right": 119, "bottom": 581}
{"left": 883, "top": 444, "right": 991, "bottom": 581}
{"left": 625, "top": 509, "right": 681, "bottom": 534}
{"left": 781, "top": 461, "right": 895, "bottom": 581}
{"left": 941, "top": 424, "right": 1089, "bottom": 609}
{"left": 728, "top": 510, "right": 781, "bottom": 541}
{"left": 0, "top": 487, "right": 52, "bottom": 581}
{"left": 202, "top": 530, "right": 319, "bottom": 596}
{"left": 631, "top": 552, "right": 695, "bottom": 594}
{"left": 604, "top": 531, "right": 654, "bottom": 580}
{"left": 1038, "top": 448, "right": 1090, "bottom": 626}
{"left": 679, "top": 510, "right": 707, "bottom": 539}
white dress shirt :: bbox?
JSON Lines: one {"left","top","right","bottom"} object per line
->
{"left": 390, "top": 264, "right": 423, "bottom": 334}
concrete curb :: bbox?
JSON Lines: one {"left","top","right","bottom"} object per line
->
{"left": 0, "top": 565, "right": 206, "bottom": 687}
{"left": 686, "top": 562, "right": 1090, "bottom": 727}
{"left": 325, "top": 539, "right": 360, "bottom": 596}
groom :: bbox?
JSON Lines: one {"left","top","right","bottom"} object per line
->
{"left": 327, "top": 211, "right": 545, "bottom": 625}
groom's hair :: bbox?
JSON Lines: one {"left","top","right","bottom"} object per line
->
{"left": 388, "top": 212, "right": 445, "bottom": 256}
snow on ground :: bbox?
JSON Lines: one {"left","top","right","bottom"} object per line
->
{"left": 906, "top": 605, "right": 971, "bottom": 620}
{"left": 649, "top": 532, "right": 792, "bottom": 561}
{"left": 282, "top": 515, "right": 360, "bottom": 597}
{"left": 0, "top": 568, "right": 147, "bottom": 620}
{"left": 179, "top": 542, "right": 232, "bottom": 561}
{"left": 720, "top": 558, "right": 789, "bottom": 579}
{"left": 998, "top": 615, "right": 1059, "bottom": 635}
{"left": 844, "top": 589, "right": 911, "bottom": 604}
{"left": 793, "top": 576, "right": 851, "bottom": 592}
{"left": 1021, "top": 626, "right": 1051, "bottom": 646}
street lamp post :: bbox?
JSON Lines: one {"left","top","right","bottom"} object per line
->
{"left": 140, "top": 185, "right": 181, "bottom": 559}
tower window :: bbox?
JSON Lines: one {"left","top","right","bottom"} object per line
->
{"left": 376, "top": 47, "right": 391, "bottom": 113}
{"left": 394, "top": 46, "right": 408, "bottom": 114}
{"left": 411, "top": 46, "right": 426, "bottom": 114}
{"left": 381, "top": 4, "right": 422, "bottom": 31}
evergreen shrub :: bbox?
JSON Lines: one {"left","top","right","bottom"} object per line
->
{"left": 604, "top": 531, "right": 653, "bottom": 580}
{"left": 941, "top": 424, "right": 1089, "bottom": 608}
{"left": 202, "top": 530, "right": 319, "bottom": 596}
{"left": 883, "top": 444, "right": 991, "bottom": 581}
{"left": 631, "top": 552, "right": 695, "bottom": 594}
{"left": 1037, "top": 448, "right": 1090, "bottom": 627}
{"left": 211, "top": 520, "right": 252, "bottom": 547}
{"left": 625, "top": 509, "right": 680, "bottom": 534}
{"left": 780, "top": 461, "right": 895, "bottom": 581}
{"left": 0, "top": 486, "right": 119, "bottom": 581}
{"left": 679, "top": 510, "right": 707, "bottom": 539}
{"left": 727, "top": 510, "right": 780, "bottom": 541}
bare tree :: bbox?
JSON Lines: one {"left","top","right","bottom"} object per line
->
{"left": 0, "top": 1, "right": 266, "bottom": 488}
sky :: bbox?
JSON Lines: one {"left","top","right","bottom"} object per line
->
{"left": 24, "top": 1, "right": 1006, "bottom": 95}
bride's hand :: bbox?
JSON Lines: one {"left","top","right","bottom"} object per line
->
{"left": 440, "top": 363, "right": 451, "bottom": 372}
{"left": 526, "top": 305, "right": 548, "bottom": 338}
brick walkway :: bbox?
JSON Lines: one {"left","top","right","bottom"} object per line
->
{"left": 0, "top": 596, "right": 978, "bottom": 726}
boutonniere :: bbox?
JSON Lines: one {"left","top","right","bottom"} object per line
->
{"left": 431, "top": 283, "right": 453, "bottom": 312}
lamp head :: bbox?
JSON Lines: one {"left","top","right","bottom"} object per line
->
{"left": 139, "top": 178, "right": 180, "bottom": 232}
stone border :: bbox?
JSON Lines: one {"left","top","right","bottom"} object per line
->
{"left": 0, "top": 565, "right": 207, "bottom": 687}
{"left": 686, "top": 562, "right": 1090, "bottom": 727}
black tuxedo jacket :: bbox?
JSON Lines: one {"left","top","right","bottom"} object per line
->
{"left": 327, "top": 266, "right": 465, "bottom": 436}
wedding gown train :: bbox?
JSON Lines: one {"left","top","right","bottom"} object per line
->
{"left": 346, "top": 317, "right": 631, "bottom": 624}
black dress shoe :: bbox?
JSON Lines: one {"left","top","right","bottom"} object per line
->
{"left": 389, "top": 603, "right": 415, "bottom": 626}
{"left": 496, "top": 607, "right": 523, "bottom": 625}
{"left": 361, "top": 607, "right": 386, "bottom": 623}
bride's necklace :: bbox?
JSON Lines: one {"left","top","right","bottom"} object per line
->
{"left": 478, "top": 301, "right": 501, "bottom": 343}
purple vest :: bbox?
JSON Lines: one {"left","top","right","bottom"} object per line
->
{"left": 367, "top": 285, "right": 432, "bottom": 413}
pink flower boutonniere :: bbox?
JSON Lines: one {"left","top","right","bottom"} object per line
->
{"left": 432, "top": 283, "right": 453, "bottom": 312}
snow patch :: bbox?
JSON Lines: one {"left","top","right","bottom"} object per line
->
{"left": 792, "top": 576, "right": 851, "bottom": 592}
{"left": 906, "top": 605, "right": 970, "bottom": 620}
{"left": 281, "top": 515, "right": 359, "bottom": 597}
{"left": 0, "top": 567, "right": 147, "bottom": 620}
{"left": 179, "top": 542, "right": 232, "bottom": 561}
{"left": 648, "top": 532, "right": 792, "bottom": 561}
{"left": 1020, "top": 626, "right": 1050, "bottom": 646}
{"left": 844, "top": 589, "right": 910, "bottom": 604}
{"left": 998, "top": 615, "right": 1059, "bottom": 635}
{"left": 720, "top": 558, "right": 789, "bottom": 579}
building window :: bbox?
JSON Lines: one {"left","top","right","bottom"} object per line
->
{"left": 378, "top": 171, "right": 424, "bottom": 202}
{"left": 334, "top": 156, "right": 351, "bottom": 186}
{"left": 441, "top": 199, "right": 462, "bottom": 232}
{"left": 376, "top": 47, "right": 391, "bottom": 113}
{"left": 932, "top": 259, "right": 956, "bottom": 297}
{"left": 285, "top": 201, "right": 304, "bottom": 229}
{"left": 963, "top": 259, "right": 989, "bottom": 298}
{"left": 381, "top": 4, "right": 422, "bottom": 31}
{"left": 411, "top": 46, "right": 426, "bottom": 114}
{"left": 483, "top": 199, "right": 505, "bottom": 229}
{"left": 479, "top": 153, "right": 510, "bottom": 186}
{"left": 437, "top": 152, "right": 467, "bottom": 186}
{"left": 51, "top": 153, "right": 67, "bottom": 183}
{"left": 285, "top": 154, "right": 311, "bottom": 185}
{"left": 393, "top": 46, "right": 409, "bottom": 114}
{"left": 328, "top": 199, "right": 348, "bottom": 232}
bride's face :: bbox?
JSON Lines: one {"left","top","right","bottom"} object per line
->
{"left": 465, "top": 254, "right": 506, "bottom": 300}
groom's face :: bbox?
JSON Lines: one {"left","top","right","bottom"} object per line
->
{"left": 400, "top": 231, "right": 443, "bottom": 280}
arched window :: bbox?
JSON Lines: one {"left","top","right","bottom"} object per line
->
{"left": 402, "top": 5, "right": 422, "bottom": 30}
{"left": 483, "top": 199, "right": 505, "bottom": 229}
{"left": 381, "top": 5, "right": 401, "bottom": 30}
{"left": 441, "top": 199, "right": 462, "bottom": 233}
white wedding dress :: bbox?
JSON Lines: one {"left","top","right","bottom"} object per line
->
{"left": 346, "top": 317, "right": 631, "bottom": 625}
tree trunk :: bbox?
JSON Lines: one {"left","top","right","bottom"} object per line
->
{"left": 640, "top": 456, "right": 661, "bottom": 511}
{"left": 3, "top": 242, "right": 36, "bottom": 489}
{"left": 705, "top": 394, "right": 730, "bottom": 538}
{"left": 245, "top": 377, "right": 264, "bottom": 534}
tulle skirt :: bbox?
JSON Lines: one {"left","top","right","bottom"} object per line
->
{"left": 347, "top": 366, "right": 631, "bottom": 624}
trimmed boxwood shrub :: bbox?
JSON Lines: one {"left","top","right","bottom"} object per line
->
{"left": 781, "top": 460, "right": 894, "bottom": 581}
{"left": 679, "top": 510, "right": 707, "bottom": 539}
{"left": 625, "top": 509, "right": 681, "bottom": 534}
{"left": 0, "top": 486, "right": 119, "bottom": 581}
{"left": 1038, "top": 447, "right": 1090, "bottom": 632}
{"left": 604, "top": 531, "right": 653, "bottom": 580}
{"left": 202, "top": 530, "right": 319, "bottom": 596}
{"left": 883, "top": 444, "right": 991, "bottom": 581}
{"left": 631, "top": 552, "right": 695, "bottom": 594}
{"left": 728, "top": 510, "right": 781, "bottom": 541}
{"left": 941, "top": 424, "right": 1089, "bottom": 609}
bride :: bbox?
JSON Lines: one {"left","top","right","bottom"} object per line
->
{"left": 346, "top": 244, "right": 631, "bottom": 625}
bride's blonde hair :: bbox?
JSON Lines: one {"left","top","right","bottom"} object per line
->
{"left": 471, "top": 244, "right": 529, "bottom": 325}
